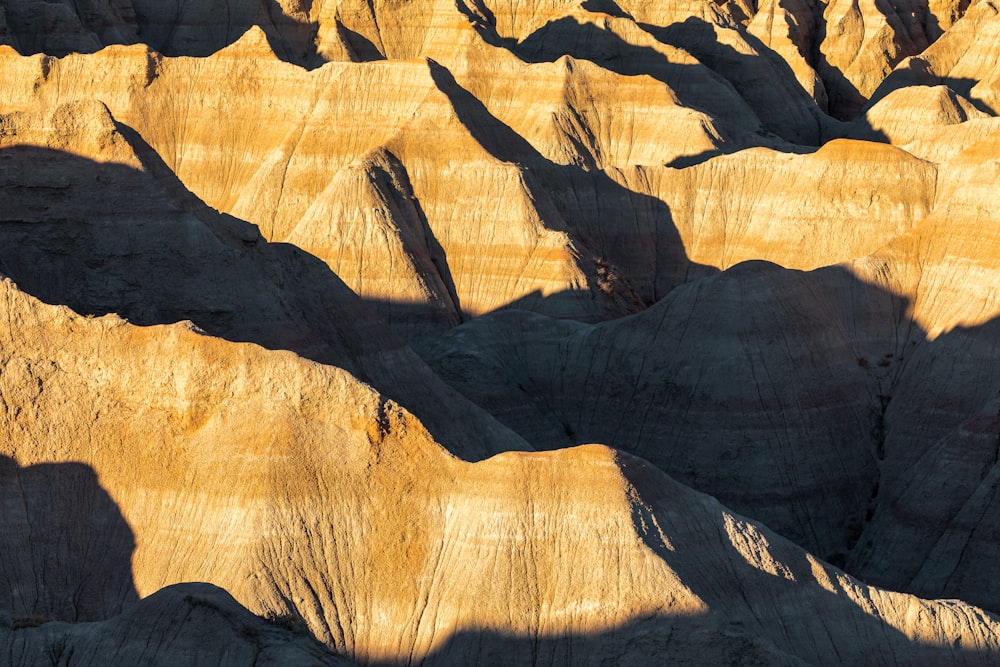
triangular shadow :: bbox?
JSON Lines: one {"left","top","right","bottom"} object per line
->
{"left": 0, "top": 140, "right": 526, "bottom": 461}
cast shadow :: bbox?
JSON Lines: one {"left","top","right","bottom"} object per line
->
{"left": 0, "top": 139, "right": 519, "bottom": 461}
{"left": 369, "top": 615, "right": 799, "bottom": 665}
{"left": 647, "top": 16, "right": 830, "bottom": 141}
{"left": 0, "top": 455, "right": 138, "bottom": 623}
{"left": 845, "top": 313, "right": 1000, "bottom": 610}
{"left": 506, "top": 14, "right": 780, "bottom": 153}
{"left": 427, "top": 59, "right": 719, "bottom": 309}
{"left": 868, "top": 64, "right": 998, "bottom": 116}
{"left": 335, "top": 22, "right": 386, "bottom": 61}
{"left": 363, "top": 447, "right": 1000, "bottom": 664}
{"left": 420, "top": 261, "right": 915, "bottom": 567}
{"left": 0, "top": 0, "right": 325, "bottom": 68}
{"left": 421, "top": 247, "right": 1000, "bottom": 616}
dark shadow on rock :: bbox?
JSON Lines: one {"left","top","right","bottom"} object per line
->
{"left": 507, "top": 15, "right": 773, "bottom": 149}
{"left": 427, "top": 60, "right": 718, "bottom": 309}
{"left": 420, "top": 251, "right": 1000, "bottom": 614}
{"left": 0, "top": 0, "right": 326, "bottom": 68}
{"left": 836, "top": 118, "right": 892, "bottom": 143}
{"left": 421, "top": 262, "right": 918, "bottom": 569}
{"left": 335, "top": 22, "right": 386, "bottom": 61}
{"left": 0, "top": 455, "right": 138, "bottom": 623}
{"left": 1, "top": 583, "right": 350, "bottom": 666}
{"left": 614, "top": 450, "right": 1000, "bottom": 665}
{"left": 810, "top": 22, "right": 871, "bottom": 120}
{"left": 0, "top": 141, "right": 526, "bottom": 461}
{"left": 368, "top": 614, "right": 804, "bottom": 665}
{"left": 664, "top": 148, "right": 724, "bottom": 168}
{"left": 868, "top": 63, "right": 998, "bottom": 115}
{"left": 454, "top": 0, "right": 523, "bottom": 52}
{"left": 427, "top": 59, "right": 541, "bottom": 164}
{"left": 846, "top": 313, "right": 1000, "bottom": 612}
{"left": 664, "top": 142, "right": 819, "bottom": 168}
{"left": 579, "top": 0, "right": 633, "bottom": 19}
{"left": 343, "top": 147, "right": 465, "bottom": 340}
{"left": 649, "top": 16, "right": 830, "bottom": 142}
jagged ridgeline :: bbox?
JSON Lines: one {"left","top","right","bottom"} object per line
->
{"left": 3, "top": 0, "right": 1000, "bottom": 664}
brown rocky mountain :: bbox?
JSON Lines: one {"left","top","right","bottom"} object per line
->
{"left": 3, "top": 0, "right": 1000, "bottom": 663}
{"left": 1, "top": 259, "right": 999, "bottom": 664}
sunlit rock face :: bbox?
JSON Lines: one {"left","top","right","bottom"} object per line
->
{"left": 4, "top": 0, "right": 1000, "bottom": 663}
{"left": 2, "top": 266, "right": 1000, "bottom": 664}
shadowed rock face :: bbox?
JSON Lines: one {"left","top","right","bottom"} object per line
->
{"left": 0, "top": 583, "right": 351, "bottom": 666}
{"left": 0, "top": 0, "right": 322, "bottom": 64}
{"left": 0, "top": 456, "right": 137, "bottom": 622}
{"left": 4, "top": 0, "right": 1000, "bottom": 663}
{"left": 0, "top": 0, "right": 974, "bottom": 120}
{"left": 424, "top": 119, "right": 1000, "bottom": 598}
{"left": 425, "top": 262, "right": 900, "bottom": 564}
{"left": 0, "top": 102, "right": 531, "bottom": 463}
{"left": 1, "top": 265, "right": 1000, "bottom": 664}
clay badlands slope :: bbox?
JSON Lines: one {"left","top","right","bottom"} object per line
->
{"left": 4, "top": 0, "right": 1000, "bottom": 663}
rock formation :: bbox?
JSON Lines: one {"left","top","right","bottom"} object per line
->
{"left": 0, "top": 584, "right": 349, "bottom": 666}
{"left": 0, "top": 100, "right": 529, "bottom": 461}
{"left": 869, "top": 0, "right": 1000, "bottom": 116}
{"left": 3, "top": 0, "right": 1000, "bottom": 663}
{"left": 1, "top": 268, "right": 999, "bottom": 663}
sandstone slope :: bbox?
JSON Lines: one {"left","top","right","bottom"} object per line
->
{"left": 0, "top": 100, "right": 529, "bottom": 462}
{"left": 618, "top": 138, "right": 936, "bottom": 274}
{"left": 0, "top": 24, "right": 951, "bottom": 335}
{"left": 0, "top": 271, "right": 998, "bottom": 664}
{"left": 423, "top": 120, "right": 1000, "bottom": 613}
{"left": 0, "top": 36, "right": 657, "bottom": 330}
{"left": 0, "top": 0, "right": 975, "bottom": 125}
{"left": 4, "top": 0, "right": 1000, "bottom": 662}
